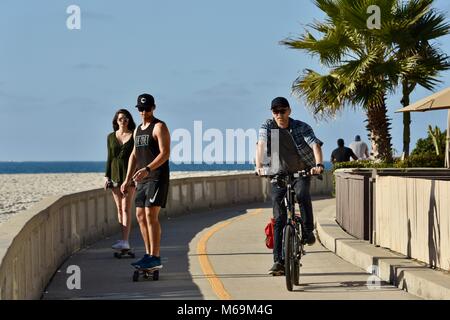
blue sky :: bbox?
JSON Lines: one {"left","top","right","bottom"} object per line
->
{"left": 1, "top": 0, "right": 450, "bottom": 162}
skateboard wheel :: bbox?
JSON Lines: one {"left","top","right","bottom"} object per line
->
{"left": 130, "top": 253, "right": 136, "bottom": 258}
{"left": 153, "top": 270, "right": 159, "bottom": 281}
{"left": 133, "top": 270, "right": 139, "bottom": 282}
{"left": 113, "top": 252, "right": 119, "bottom": 258}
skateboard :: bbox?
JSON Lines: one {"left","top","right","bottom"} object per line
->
{"left": 132, "top": 265, "right": 161, "bottom": 282}
{"left": 113, "top": 248, "right": 136, "bottom": 259}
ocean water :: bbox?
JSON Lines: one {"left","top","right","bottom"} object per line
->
{"left": 0, "top": 161, "right": 332, "bottom": 174}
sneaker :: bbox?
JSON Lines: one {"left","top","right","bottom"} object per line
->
{"left": 305, "top": 232, "right": 316, "bottom": 246}
{"left": 112, "top": 240, "right": 130, "bottom": 250}
{"left": 131, "top": 254, "right": 151, "bottom": 267}
{"left": 121, "top": 240, "right": 130, "bottom": 250}
{"left": 268, "top": 262, "right": 285, "bottom": 275}
{"left": 139, "top": 256, "right": 163, "bottom": 270}
{"left": 111, "top": 240, "right": 122, "bottom": 250}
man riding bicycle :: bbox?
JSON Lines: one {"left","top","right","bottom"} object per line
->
{"left": 255, "top": 97, "right": 324, "bottom": 275}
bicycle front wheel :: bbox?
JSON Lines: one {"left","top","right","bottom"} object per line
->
{"left": 284, "top": 224, "right": 295, "bottom": 291}
{"left": 293, "top": 236, "right": 301, "bottom": 286}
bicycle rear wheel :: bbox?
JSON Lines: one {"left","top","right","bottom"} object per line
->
{"left": 284, "top": 225, "right": 295, "bottom": 291}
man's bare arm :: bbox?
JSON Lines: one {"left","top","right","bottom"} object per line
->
{"left": 255, "top": 141, "right": 266, "bottom": 168}
{"left": 255, "top": 140, "right": 269, "bottom": 175}
{"left": 311, "top": 143, "right": 324, "bottom": 174}
{"left": 150, "top": 122, "right": 171, "bottom": 170}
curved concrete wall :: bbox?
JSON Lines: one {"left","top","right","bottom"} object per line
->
{"left": 0, "top": 189, "right": 120, "bottom": 300}
{"left": 0, "top": 172, "right": 333, "bottom": 300}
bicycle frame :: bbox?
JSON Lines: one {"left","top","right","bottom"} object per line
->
{"left": 277, "top": 171, "right": 310, "bottom": 291}
{"left": 281, "top": 174, "right": 306, "bottom": 261}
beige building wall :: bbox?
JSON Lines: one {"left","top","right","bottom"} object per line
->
{"left": 375, "top": 176, "right": 450, "bottom": 271}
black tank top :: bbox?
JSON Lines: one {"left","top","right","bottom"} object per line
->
{"left": 135, "top": 118, "right": 170, "bottom": 181}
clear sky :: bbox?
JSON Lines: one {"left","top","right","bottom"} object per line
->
{"left": 1, "top": 0, "right": 450, "bottom": 162}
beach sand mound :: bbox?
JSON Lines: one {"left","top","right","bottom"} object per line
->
{"left": 0, "top": 170, "right": 252, "bottom": 224}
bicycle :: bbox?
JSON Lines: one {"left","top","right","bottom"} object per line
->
{"left": 260, "top": 169, "right": 320, "bottom": 291}
{"left": 279, "top": 170, "right": 313, "bottom": 291}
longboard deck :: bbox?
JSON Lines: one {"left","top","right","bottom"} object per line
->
{"left": 132, "top": 266, "right": 161, "bottom": 281}
{"left": 133, "top": 265, "right": 162, "bottom": 272}
{"left": 113, "top": 249, "right": 135, "bottom": 259}
{"left": 113, "top": 248, "right": 133, "bottom": 252}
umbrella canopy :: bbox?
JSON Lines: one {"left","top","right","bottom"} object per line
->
{"left": 396, "top": 87, "right": 450, "bottom": 168}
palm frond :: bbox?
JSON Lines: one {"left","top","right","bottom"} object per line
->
{"left": 281, "top": 23, "right": 360, "bottom": 66}
{"left": 335, "top": 49, "right": 381, "bottom": 81}
{"left": 292, "top": 69, "right": 349, "bottom": 118}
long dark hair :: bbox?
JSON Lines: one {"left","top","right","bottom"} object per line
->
{"left": 112, "top": 109, "right": 136, "bottom": 132}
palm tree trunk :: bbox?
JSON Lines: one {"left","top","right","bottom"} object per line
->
{"left": 366, "top": 96, "right": 393, "bottom": 162}
{"left": 401, "top": 80, "right": 415, "bottom": 159}
{"left": 402, "top": 112, "right": 411, "bottom": 159}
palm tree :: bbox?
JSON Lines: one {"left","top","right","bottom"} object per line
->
{"left": 282, "top": 0, "right": 398, "bottom": 161}
{"left": 392, "top": 0, "right": 450, "bottom": 158}
{"left": 281, "top": 0, "right": 449, "bottom": 161}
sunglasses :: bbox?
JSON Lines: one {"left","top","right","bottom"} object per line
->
{"left": 272, "top": 109, "right": 287, "bottom": 115}
{"left": 137, "top": 106, "right": 152, "bottom": 112}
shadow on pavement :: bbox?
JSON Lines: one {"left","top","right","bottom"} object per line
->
{"left": 42, "top": 202, "right": 270, "bottom": 300}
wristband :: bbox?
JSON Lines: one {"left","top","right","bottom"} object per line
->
{"left": 316, "top": 163, "right": 324, "bottom": 168}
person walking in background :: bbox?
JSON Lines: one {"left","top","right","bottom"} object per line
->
{"left": 121, "top": 93, "right": 170, "bottom": 270}
{"left": 105, "top": 109, "right": 137, "bottom": 251}
{"left": 349, "top": 135, "right": 369, "bottom": 159}
{"left": 330, "top": 138, "right": 358, "bottom": 164}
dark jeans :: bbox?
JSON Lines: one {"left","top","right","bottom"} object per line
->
{"left": 271, "top": 176, "right": 314, "bottom": 263}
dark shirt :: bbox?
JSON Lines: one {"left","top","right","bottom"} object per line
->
{"left": 105, "top": 132, "right": 134, "bottom": 183}
{"left": 331, "top": 147, "right": 357, "bottom": 163}
{"left": 259, "top": 118, "right": 323, "bottom": 168}
{"left": 135, "top": 118, "right": 170, "bottom": 182}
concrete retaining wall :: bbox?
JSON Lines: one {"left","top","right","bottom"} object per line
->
{"left": 0, "top": 172, "right": 333, "bottom": 300}
{"left": 375, "top": 176, "right": 450, "bottom": 271}
{"left": 0, "top": 189, "right": 119, "bottom": 300}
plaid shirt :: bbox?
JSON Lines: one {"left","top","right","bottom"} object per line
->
{"left": 259, "top": 117, "right": 323, "bottom": 169}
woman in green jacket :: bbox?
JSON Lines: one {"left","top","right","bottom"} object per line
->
{"left": 105, "top": 109, "right": 136, "bottom": 250}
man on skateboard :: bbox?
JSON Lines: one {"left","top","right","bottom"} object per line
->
{"left": 121, "top": 93, "right": 171, "bottom": 271}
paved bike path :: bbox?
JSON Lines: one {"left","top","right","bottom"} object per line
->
{"left": 43, "top": 198, "right": 419, "bottom": 300}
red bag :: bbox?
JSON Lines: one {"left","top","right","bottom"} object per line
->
{"left": 265, "top": 218, "right": 275, "bottom": 249}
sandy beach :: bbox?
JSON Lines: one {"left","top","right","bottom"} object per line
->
{"left": 0, "top": 171, "right": 252, "bottom": 225}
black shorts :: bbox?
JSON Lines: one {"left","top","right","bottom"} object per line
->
{"left": 135, "top": 178, "right": 169, "bottom": 208}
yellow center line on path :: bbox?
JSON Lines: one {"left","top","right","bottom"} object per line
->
{"left": 196, "top": 208, "right": 264, "bottom": 300}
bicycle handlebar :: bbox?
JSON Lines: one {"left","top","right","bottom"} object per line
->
{"left": 255, "top": 168, "right": 323, "bottom": 180}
